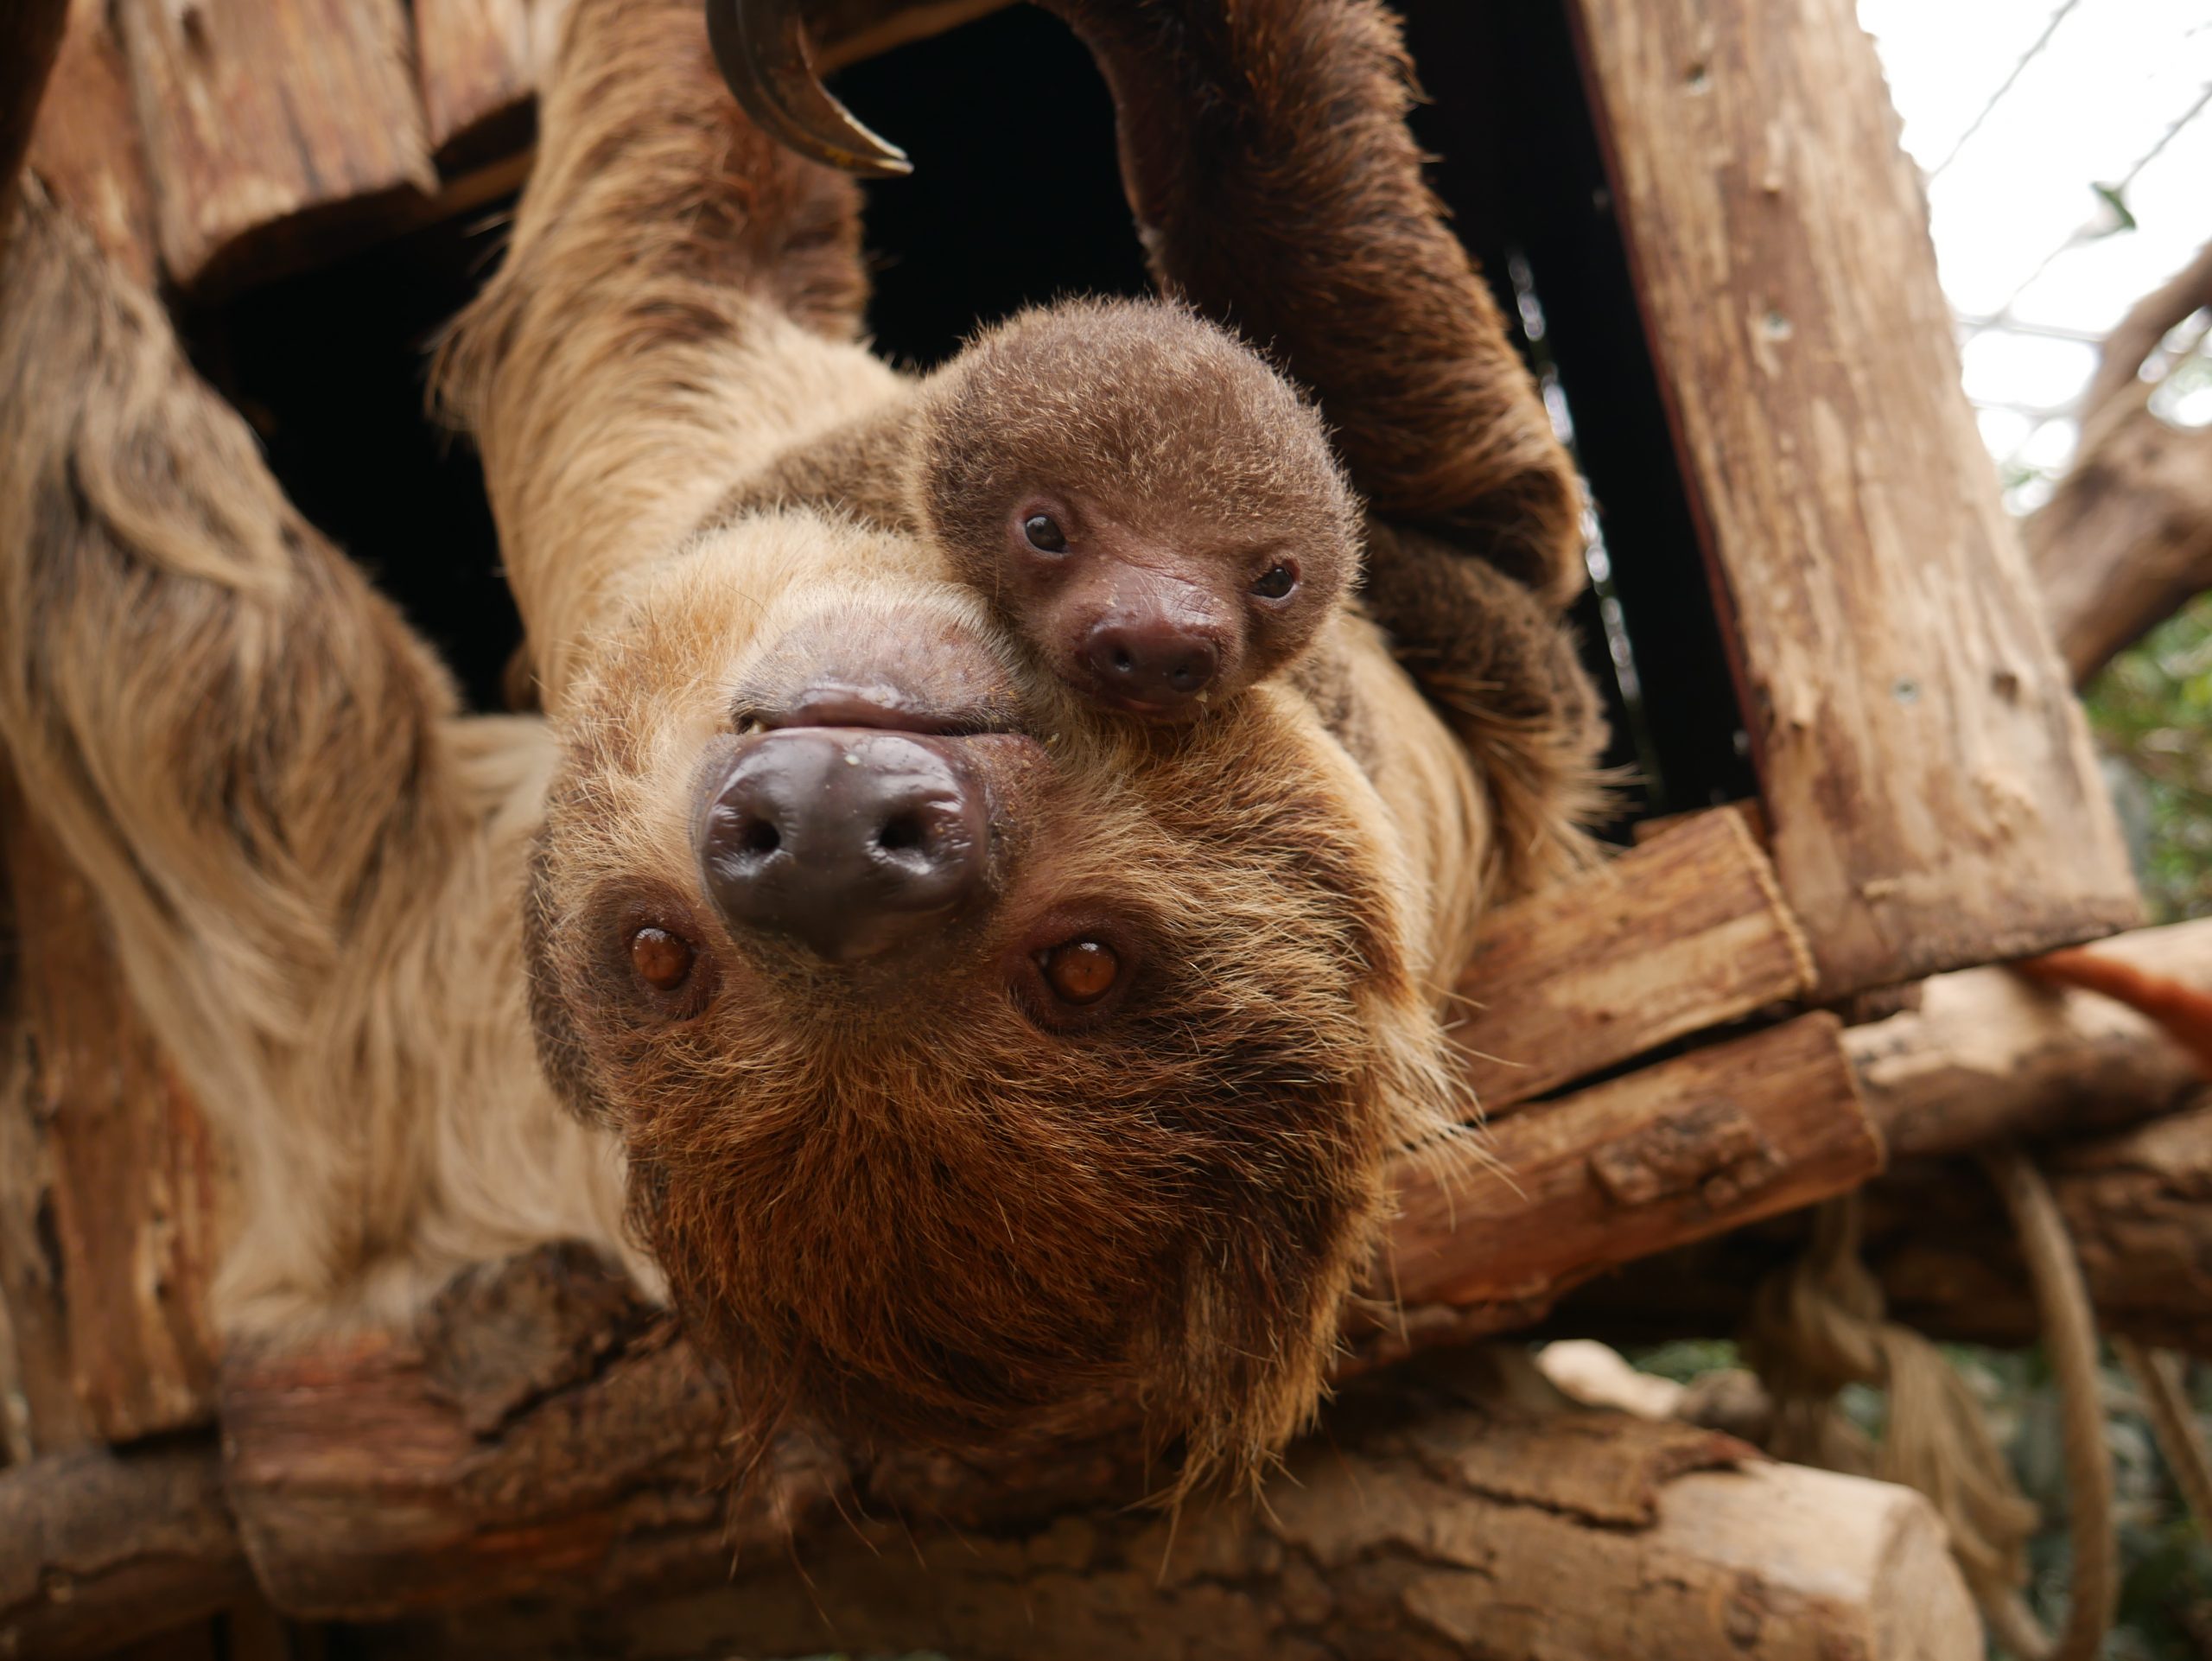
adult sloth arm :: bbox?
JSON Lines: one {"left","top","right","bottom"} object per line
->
{"left": 435, "top": 0, "right": 895, "bottom": 712}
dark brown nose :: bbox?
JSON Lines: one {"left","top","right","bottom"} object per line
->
{"left": 1080, "top": 617, "right": 1222, "bottom": 711}
{"left": 699, "top": 729, "right": 988, "bottom": 963}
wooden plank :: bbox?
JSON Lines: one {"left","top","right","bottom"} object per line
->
{"left": 22, "top": 0, "right": 158, "bottom": 285}
{"left": 114, "top": 0, "right": 436, "bottom": 292}
{"left": 0, "top": 805, "right": 227, "bottom": 1447}
{"left": 1452, "top": 806, "right": 1813, "bottom": 1111}
{"left": 1850, "top": 917, "right": 2212, "bottom": 1160}
{"left": 413, "top": 0, "right": 533, "bottom": 169}
{"left": 1390, "top": 1013, "right": 1881, "bottom": 1315}
{"left": 1566, "top": 0, "right": 2141, "bottom": 994}
{"left": 0, "top": 1442, "right": 250, "bottom": 1661}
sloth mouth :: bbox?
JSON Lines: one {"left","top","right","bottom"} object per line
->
{"left": 745, "top": 684, "right": 1019, "bottom": 738}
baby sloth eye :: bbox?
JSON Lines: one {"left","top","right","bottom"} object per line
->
{"left": 1250, "top": 562, "right": 1299, "bottom": 601}
{"left": 629, "top": 925, "right": 695, "bottom": 991}
{"left": 1023, "top": 512, "right": 1069, "bottom": 554}
{"left": 1039, "top": 938, "right": 1119, "bottom": 1004}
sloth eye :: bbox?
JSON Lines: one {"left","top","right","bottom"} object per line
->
{"left": 629, "top": 926, "right": 696, "bottom": 991}
{"left": 1023, "top": 512, "right": 1069, "bottom": 554}
{"left": 1250, "top": 562, "right": 1299, "bottom": 601}
{"left": 1039, "top": 938, "right": 1119, "bottom": 1004}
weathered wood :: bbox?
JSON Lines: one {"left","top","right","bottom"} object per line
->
{"left": 1567, "top": 0, "right": 2139, "bottom": 995}
{"left": 1452, "top": 806, "right": 1812, "bottom": 1111}
{"left": 1554, "top": 1102, "right": 2212, "bottom": 1362}
{"left": 1850, "top": 919, "right": 2212, "bottom": 1159}
{"left": 414, "top": 0, "right": 536, "bottom": 169}
{"left": 2026, "top": 380, "right": 2212, "bottom": 687}
{"left": 2081, "top": 238, "right": 2212, "bottom": 423}
{"left": 0, "top": 0, "right": 69, "bottom": 245}
{"left": 21, "top": 0, "right": 157, "bottom": 285}
{"left": 353, "top": 1380, "right": 1978, "bottom": 1661}
{"left": 232, "top": 1316, "right": 1979, "bottom": 1660}
{"left": 1390, "top": 1013, "right": 1880, "bottom": 1323}
{"left": 0, "top": 1441, "right": 251, "bottom": 1660}
{"left": 114, "top": 0, "right": 437, "bottom": 292}
{"left": 0, "top": 804, "right": 227, "bottom": 1450}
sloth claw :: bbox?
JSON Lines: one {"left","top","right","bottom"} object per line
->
{"left": 706, "top": 0, "right": 914, "bottom": 177}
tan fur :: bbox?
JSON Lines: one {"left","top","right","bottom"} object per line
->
{"left": 0, "top": 0, "right": 1596, "bottom": 1496}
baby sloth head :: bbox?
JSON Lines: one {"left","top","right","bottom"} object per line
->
{"left": 917, "top": 299, "right": 1361, "bottom": 722}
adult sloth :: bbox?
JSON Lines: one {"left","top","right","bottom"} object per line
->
{"left": 0, "top": 0, "right": 1599, "bottom": 1492}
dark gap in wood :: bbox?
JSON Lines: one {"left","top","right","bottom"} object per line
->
{"left": 174, "top": 207, "right": 524, "bottom": 713}
{"left": 832, "top": 4, "right": 1151, "bottom": 369}
{"left": 1400, "top": 0, "right": 1758, "bottom": 819}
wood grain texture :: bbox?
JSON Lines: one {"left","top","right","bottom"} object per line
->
{"left": 2027, "top": 383, "right": 2212, "bottom": 686}
{"left": 0, "top": 1441, "right": 250, "bottom": 1660}
{"left": 0, "top": 805, "right": 228, "bottom": 1449}
{"left": 1567, "top": 0, "right": 2139, "bottom": 993}
{"left": 1452, "top": 806, "right": 1813, "bottom": 1111}
{"left": 115, "top": 0, "right": 436, "bottom": 291}
{"left": 1390, "top": 1014, "right": 1882, "bottom": 1316}
{"left": 226, "top": 1297, "right": 1981, "bottom": 1661}
{"left": 1850, "top": 917, "right": 2212, "bottom": 1159}
{"left": 22, "top": 0, "right": 157, "bottom": 285}
{"left": 414, "top": 0, "right": 534, "bottom": 167}
{"left": 341, "top": 1378, "right": 1978, "bottom": 1661}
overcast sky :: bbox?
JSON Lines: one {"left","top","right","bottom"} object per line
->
{"left": 1856, "top": 0, "right": 2212, "bottom": 506}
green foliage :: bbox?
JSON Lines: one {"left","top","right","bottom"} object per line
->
{"left": 2085, "top": 592, "right": 2212, "bottom": 922}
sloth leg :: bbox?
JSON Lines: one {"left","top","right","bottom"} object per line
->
{"left": 0, "top": 188, "right": 484, "bottom": 1320}
{"left": 435, "top": 0, "right": 890, "bottom": 713}
{"left": 1029, "top": 0, "right": 1606, "bottom": 878}
{"left": 1037, "top": 0, "right": 1584, "bottom": 612}
{"left": 1357, "top": 519, "right": 1608, "bottom": 895}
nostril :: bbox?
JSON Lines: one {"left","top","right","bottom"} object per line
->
{"left": 1166, "top": 653, "right": 1211, "bottom": 691}
{"left": 738, "top": 817, "right": 782, "bottom": 858}
{"left": 875, "top": 811, "right": 925, "bottom": 853}
{"left": 1111, "top": 646, "right": 1135, "bottom": 676}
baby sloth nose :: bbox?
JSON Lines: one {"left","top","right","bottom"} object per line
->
{"left": 1081, "top": 617, "right": 1222, "bottom": 710}
{"left": 699, "top": 729, "right": 988, "bottom": 964}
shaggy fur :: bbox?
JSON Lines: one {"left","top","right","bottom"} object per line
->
{"left": 0, "top": 0, "right": 1602, "bottom": 1494}
{"left": 729, "top": 298, "right": 1363, "bottom": 716}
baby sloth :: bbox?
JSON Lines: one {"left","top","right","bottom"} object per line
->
{"left": 747, "top": 299, "right": 1363, "bottom": 720}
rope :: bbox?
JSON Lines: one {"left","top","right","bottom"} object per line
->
{"left": 1742, "top": 1146, "right": 2117, "bottom": 1660}
{"left": 1980, "top": 1143, "right": 2118, "bottom": 1661}
{"left": 2114, "top": 1338, "right": 2212, "bottom": 1543}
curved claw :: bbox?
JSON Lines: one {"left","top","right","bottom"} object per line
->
{"left": 706, "top": 0, "right": 914, "bottom": 178}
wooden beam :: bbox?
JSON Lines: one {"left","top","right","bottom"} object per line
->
{"left": 22, "top": 0, "right": 158, "bottom": 285}
{"left": 1565, "top": 0, "right": 2140, "bottom": 994}
{"left": 2026, "top": 382, "right": 2212, "bottom": 687}
{"left": 1391, "top": 1013, "right": 1878, "bottom": 1320}
{"left": 114, "top": 0, "right": 436, "bottom": 292}
{"left": 413, "top": 0, "right": 534, "bottom": 170}
{"left": 1849, "top": 918, "right": 2212, "bottom": 1159}
{"left": 0, "top": 801, "right": 228, "bottom": 1450}
{"left": 0, "top": 1441, "right": 251, "bottom": 1660}
{"left": 1452, "top": 806, "right": 1813, "bottom": 1111}
{"left": 336, "top": 1378, "right": 1980, "bottom": 1661}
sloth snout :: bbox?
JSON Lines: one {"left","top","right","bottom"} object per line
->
{"left": 698, "top": 729, "right": 987, "bottom": 964}
{"left": 1080, "top": 615, "right": 1223, "bottom": 711}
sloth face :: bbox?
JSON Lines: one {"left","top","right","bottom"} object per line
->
{"left": 920, "top": 299, "right": 1362, "bottom": 724}
{"left": 523, "top": 512, "right": 1457, "bottom": 1488}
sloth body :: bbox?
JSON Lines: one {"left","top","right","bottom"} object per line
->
{"left": 0, "top": 0, "right": 1600, "bottom": 1490}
